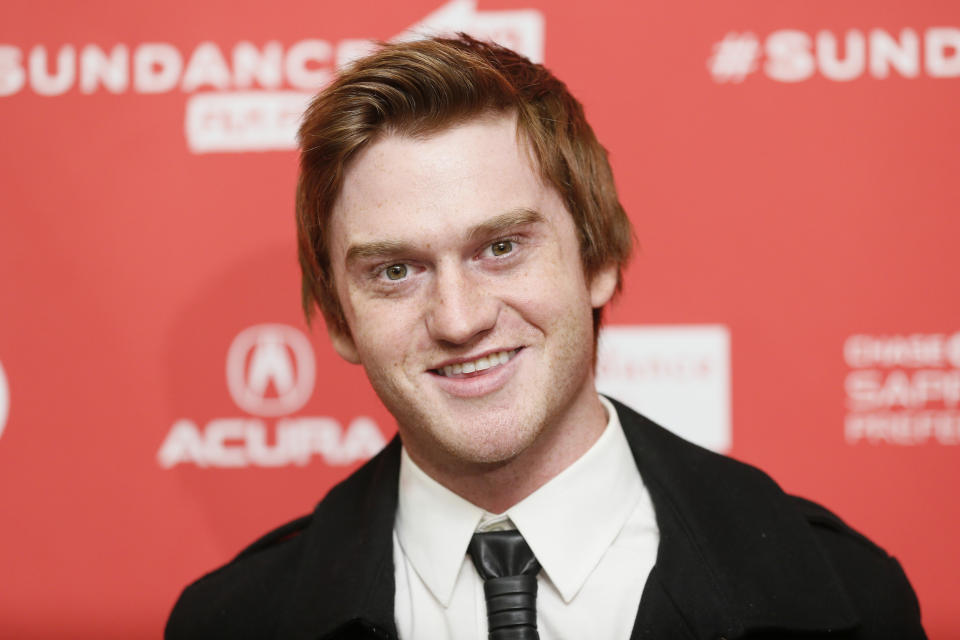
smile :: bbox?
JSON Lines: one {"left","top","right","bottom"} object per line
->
{"left": 434, "top": 349, "right": 520, "bottom": 377}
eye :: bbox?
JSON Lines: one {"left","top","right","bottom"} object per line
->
{"left": 490, "top": 240, "right": 513, "bottom": 256}
{"left": 384, "top": 264, "right": 408, "bottom": 280}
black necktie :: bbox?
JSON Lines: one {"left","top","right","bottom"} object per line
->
{"left": 467, "top": 530, "right": 542, "bottom": 640}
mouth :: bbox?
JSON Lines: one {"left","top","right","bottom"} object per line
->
{"left": 432, "top": 348, "right": 522, "bottom": 378}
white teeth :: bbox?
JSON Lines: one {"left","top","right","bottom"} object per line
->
{"left": 437, "top": 349, "right": 517, "bottom": 377}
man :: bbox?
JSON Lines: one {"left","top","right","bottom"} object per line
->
{"left": 167, "top": 35, "right": 925, "bottom": 639}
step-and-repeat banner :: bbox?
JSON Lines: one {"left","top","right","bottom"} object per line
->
{"left": 2, "top": 1, "right": 958, "bottom": 637}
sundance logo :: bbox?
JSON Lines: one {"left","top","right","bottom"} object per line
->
{"left": 157, "top": 324, "right": 386, "bottom": 468}
{"left": 0, "top": 0, "right": 544, "bottom": 153}
{"left": 708, "top": 27, "right": 960, "bottom": 83}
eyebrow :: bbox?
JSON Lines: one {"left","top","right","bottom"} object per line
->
{"left": 344, "top": 208, "right": 545, "bottom": 264}
{"left": 466, "top": 208, "right": 544, "bottom": 243}
{"left": 345, "top": 239, "right": 413, "bottom": 263}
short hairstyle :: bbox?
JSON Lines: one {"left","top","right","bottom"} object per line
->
{"left": 296, "top": 34, "right": 633, "bottom": 337}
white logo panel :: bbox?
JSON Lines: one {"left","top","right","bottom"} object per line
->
{"left": 394, "top": 0, "right": 544, "bottom": 63}
{"left": 596, "top": 325, "right": 731, "bottom": 453}
{"left": 185, "top": 90, "right": 312, "bottom": 154}
{"left": 0, "top": 359, "right": 8, "bottom": 440}
{"left": 225, "top": 324, "right": 316, "bottom": 417}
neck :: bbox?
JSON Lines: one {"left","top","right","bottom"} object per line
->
{"left": 404, "top": 390, "right": 609, "bottom": 514}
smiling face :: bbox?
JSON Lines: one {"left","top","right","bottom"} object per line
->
{"left": 327, "top": 113, "right": 617, "bottom": 481}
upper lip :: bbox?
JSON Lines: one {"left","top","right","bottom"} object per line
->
{"left": 430, "top": 347, "right": 520, "bottom": 370}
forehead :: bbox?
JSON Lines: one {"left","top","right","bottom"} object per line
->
{"left": 330, "top": 113, "right": 556, "bottom": 244}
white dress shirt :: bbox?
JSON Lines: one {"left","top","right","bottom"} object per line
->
{"left": 393, "top": 396, "right": 660, "bottom": 639}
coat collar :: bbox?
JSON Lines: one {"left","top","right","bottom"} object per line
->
{"left": 612, "top": 398, "right": 859, "bottom": 638}
{"left": 276, "top": 400, "right": 860, "bottom": 639}
{"left": 275, "top": 436, "right": 402, "bottom": 640}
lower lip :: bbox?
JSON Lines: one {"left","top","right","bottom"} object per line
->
{"left": 430, "top": 349, "right": 524, "bottom": 398}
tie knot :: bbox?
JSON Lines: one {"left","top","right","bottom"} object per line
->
{"left": 467, "top": 530, "right": 541, "bottom": 580}
{"left": 467, "top": 530, "right": 542, "bottom": 640}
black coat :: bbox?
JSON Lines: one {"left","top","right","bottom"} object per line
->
{"left": 166, "top": 399, "right": 926, "bottom": 639}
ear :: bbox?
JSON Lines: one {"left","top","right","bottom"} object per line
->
{"left": 588, "top": 263, "right": 619, "bottom": 309}
{"left": 328, "top": 327, "right": 361, "bottom": 364}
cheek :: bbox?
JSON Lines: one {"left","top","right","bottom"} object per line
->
{"left": 349, "top": 296, "right": 427, "bottom": 360}
{"left": 515, "top": 255, "right": 592, "bottom": 313}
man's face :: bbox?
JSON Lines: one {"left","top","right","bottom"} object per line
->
{"left": 327, "top": 113, "right": 617, "bottom": 474}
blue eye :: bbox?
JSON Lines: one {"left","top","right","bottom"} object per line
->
{"left": 385, "top": 264, "right": 407, "bottom": 280}
{"left": 491, "top": 240, "right": 513, "bottom": 256}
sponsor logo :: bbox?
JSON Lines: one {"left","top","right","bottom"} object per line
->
{"left": 844, "top": 332, "right": 960, "bottom": 445}
{"left": 0, "top": 359, "right": 8, "bottom": 440}
{"left": 0, "top": 0, "right": 545, "bottom": 153}
{"left": 225, "top": 323, "right": 316, "bottom": 417}
{"left": 595, "top": 325, "right": 732, "bottom": 453}
{"left": 708, "top": 27, "right": 960, "bottom": 83}
{"left": 157, "top": 324, "right": 387, "bottom": 468}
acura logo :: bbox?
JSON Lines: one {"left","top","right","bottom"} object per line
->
{"left": 225, "top": 324, "right": 316, "bottom": 417}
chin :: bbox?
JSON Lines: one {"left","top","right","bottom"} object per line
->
{"left": 386, "top": 389, "right": 548, "bottom": 469}
{"left": 438, "top": 416, "right": 542, "bottom": 466}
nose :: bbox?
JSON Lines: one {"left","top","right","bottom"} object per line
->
{"left": 425, "top": 262, "right": 498, "bottom": 346}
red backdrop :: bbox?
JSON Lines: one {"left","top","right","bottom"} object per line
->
{"left": 2, "top": 0, "right": 958, "bottom": 637}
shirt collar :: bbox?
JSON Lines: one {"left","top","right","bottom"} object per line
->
{"left": 394, "top": 395, "right": 645, "bottom": 605}
{"left": 508, "top": 395, "right": 645, "bottom": 602}
{"left": 395, "top": 446, "right": 484, "bottom": 606}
